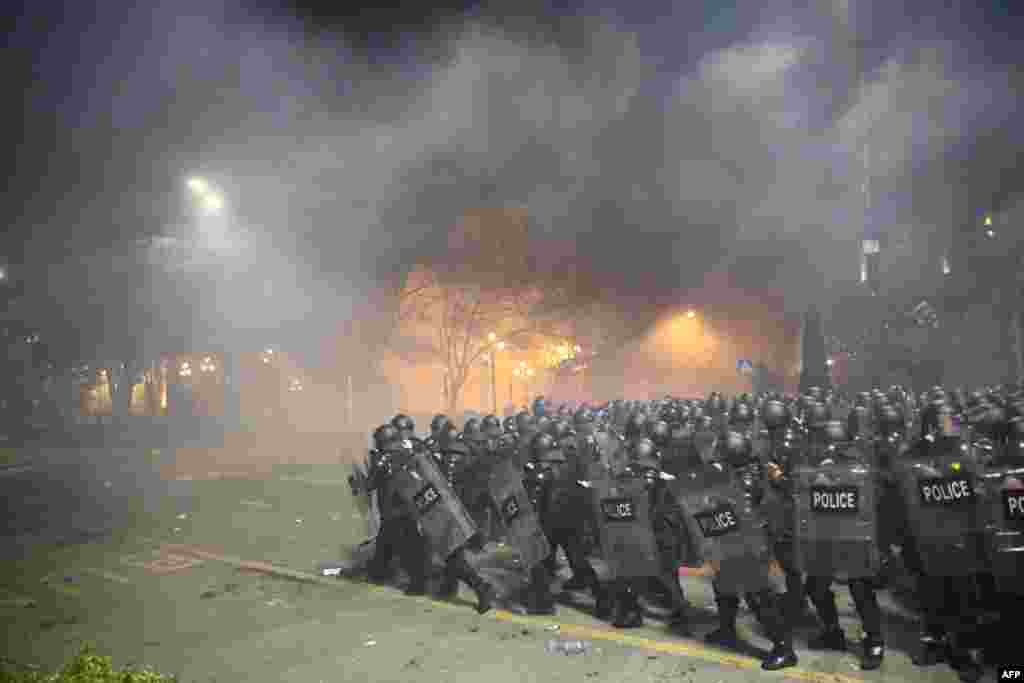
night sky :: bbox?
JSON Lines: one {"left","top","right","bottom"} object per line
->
{"left": 3, "top": 0, "right": 1023, "bottom": 363}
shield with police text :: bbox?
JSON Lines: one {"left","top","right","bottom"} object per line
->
{"left": 979, "top": 458, "right": 1024, "bottom": 595}
{"left": 670, "top": 464, "right": 773, "bottom": 593}
{"left": 486, "top": 457, "right": 551, "bottom": 569}
{"left": 793, "top": 443, "right": 880, "bottom": 578}
{"left": 587, "top": 477, "right": 660, "bottom": 579}
{"left": 895, "top": 439, "right": 985, "bottom": 577}
{"left": 391, "top": 449, "right": 478, "bottom": 559}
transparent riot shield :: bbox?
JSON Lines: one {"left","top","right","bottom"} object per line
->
{"left": 978, "top": 451, "right": 1024, "bottom": 595}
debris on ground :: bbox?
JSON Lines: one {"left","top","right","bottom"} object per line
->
{"left": 177, "top": 513, "right": 188, "bottom": 520}
{"left": 545, "top": 624, "right": 560, "bottom": 632}
{"left": 364, "top": 640, "right": 377, "bottom": 647}
{"left": 545, "top": 639, "right": 591, "bottom": 655}
{"left": 200, "top": 590, "right": 218, "bottom": 599}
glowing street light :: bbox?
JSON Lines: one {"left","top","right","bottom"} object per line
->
{"left": 686, "top": 309, "right": 696, "bottom": 319}
{"left": 201, "top": 192, "right": 225, "bottom": 214}
{"left": 984, "top": 215, "right": 993, "bottom": 227}
{"left": 827, "top": 358, "right": 834, "bottom": 367}
{"left": 497, "top": 341, "right": 506, "bottom": 351}
{"left": 488, "top": 332, "right": 497, "bottom": 342}
{"left": 186, "top": 177, "right": 209, "bottom": 195}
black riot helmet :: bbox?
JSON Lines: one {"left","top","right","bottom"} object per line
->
{"left": 373, "top": 424, "right": 400, "bottom": 451}
{"left": 463, "top": 417, "right": 482, "bottom": 439}
{"left": 669, "top": 421, "right": 689, "bottom": 440}
{"left": 482, "top": 415, "right": 502, "bottom": 439}
{"left": 723, "top": 430, "right": 752, "bottom": 468}
{"left": 877, "top": 403, "right": 904, "bottom": 436}
{"left": 516, "top": 411, "right": 535, "bottom": 433}
{"left": 430, "top": 414, "right": 452, "bottom": 437}
{"left": 574, "top": 407, "right": 595, "bottom": 427}
{"left": 729, "top": 401, "right": 753, "bottom": 426}
{"left": 630, "top": 437, "right": 659, "bottom": 469}
{"left": 648, "top": 419, "right": 670, "bottom": 446}
{"left": 391, "top": 414, "right": 415, "bottom": 437}
{"left": 625, "top": 412, "right": 649, "bottom": 439}
{"left": 531, "top": 432, "right": 557, "bottom": 460}
{"left": 502, "top": 416, "right": 517, "bottom": 434}
{"left": 551, "top": 419, "right": 573, "bottom": 440}
{"left": 689, "top": 404, "right": 705, "bottom": 422}
{"left": 761, "top": 399, "right": 790, "bottom": 430}
{"left": 823, "top": 420, "right": 848, "bottom": 444}
{"left": 536, "top": 415, "right": 553, "bottom": 435}
{"left": 807, "top": 402, "right": 831, "bottom": 430}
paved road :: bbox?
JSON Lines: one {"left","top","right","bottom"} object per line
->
{"left": 0, "top": 459, "right": 977, "bottom": 682}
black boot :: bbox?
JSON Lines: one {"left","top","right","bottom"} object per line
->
{"left": 452, "top": 550, "right": 495, "bottom": 615}
{"left": 807, "top": 626, "right": 847, "bottom": 651}
{"left": 437, "top": 570, "right": 459, "bottom": 600}
{"left": 948, "top": 636, "right": 984, "bottom": 683}
{"left": 594, "top": 583, "right": 613, "bottom": 621}
{"left": 861, "top": 636, "right": 884, "bottom": 671}
{"left": 705, "top": 595, "right": 740, "bottom": 647}
{"left": 404, "top": 578, "right": 428, "bottom": 597}
{"left": 912, "top": 633, "right": 948, "bottom": 667}
{"left": 561, "top": 568, "right": 596, "bottom": 592}
{"left": 526, "top": 565, "right": 556, "bottom": 616}
{"left": 762, "top": 640, "right": 798, "bottom": 671}
{"left": 668, "top": 608, "right": 693, "bottom": 637}
{"left": 612, "top": 594, "right": 644, "bottom": 628}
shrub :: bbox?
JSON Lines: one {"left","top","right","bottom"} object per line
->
{"left": 0, "top": 644, "right": 176, "bottom": 683}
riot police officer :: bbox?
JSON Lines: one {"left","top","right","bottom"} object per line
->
{"left": 365, "top": 425, "right": 430, "bottom": 596}
{"left": 799, "top": 420, "right": 886, "bottom": 671}
{"left": 703, "top": 411, "right": 798, "bottom": 671}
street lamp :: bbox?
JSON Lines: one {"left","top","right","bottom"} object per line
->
{"left": 686, "top": 309, "right": 696, "bottom": 319}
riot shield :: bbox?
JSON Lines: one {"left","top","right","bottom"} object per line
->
{"left": 349, "top": 461, "right": 380, "bottom": 540}
{"left": 979, "top": 459, "right": 1024, "bottom": 595}
{"left": 893, "top": 437, "right": 985, "bottom": 577}
{"left": 792, "top": 443, "right": 880, "bottom": 579}
{"left": 586, "top": 477, "right": 660, "bottom": 579}
{"left": 486, "top": 457, "right": 551, "bottom": 569}
{"left": 672, "top": 464, "right": 773, "bottom": 593}
{"left": 390, "top": 450, "right": 478, "bottom": 559}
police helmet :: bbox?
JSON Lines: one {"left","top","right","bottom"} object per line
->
{"left": 482, "top": 414, "right": 502, "bottom": 438}
{"left": 391, "top": 414, "right": 415, "bottom": 436}
{"left": 463, "top": 417, "right": 482, "bottom": 438}
{"left": 648, "top": 419, "right": 670, "bottom": 445}
{"left": 631, "top": 437, "right": 659, "bottom": 468}
{"left": 516, "top": 411, "right": 535, "bottom": 433}
{"left": 625, "top": 412, "right": 649, "bottom": 439}
{"left": 823, "top": 420, "right": 847, "bottom": 443}
{"left": 373, "top": 424, "right": 400, "bottom": 451}
{"left": 723, "top": 431, "right": 751, "bottom": 467}
{"left": 761, "top": 399, "right": 789, "bottom": 430}
{"left": 430, "top": 414, "right": 452, "bottom": 436}
{"left": 531, "top": 432, "right": 556, "bottom": 459}
{"left": 502, "top": 416, "right": 517, "bottom": 434}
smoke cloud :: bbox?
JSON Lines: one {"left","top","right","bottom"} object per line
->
{"left": 12, "top": 0, "right": 1020, "bottom": 367}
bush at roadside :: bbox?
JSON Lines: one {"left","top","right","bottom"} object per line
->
{"left": 0, "top": 645, "right": 176, "bottom": 683}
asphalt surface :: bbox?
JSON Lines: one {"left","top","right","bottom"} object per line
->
{"left": 0, "top": 447, "right": 975, "bottom": 682}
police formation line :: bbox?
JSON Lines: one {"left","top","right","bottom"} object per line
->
{"left": 347, "top": 388, "right": 1024, "bottom": 681}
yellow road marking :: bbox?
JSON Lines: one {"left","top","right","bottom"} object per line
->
{"left": 81, "top": 568, "right": 133, "bottom": 585}
{"left": 165, "top": 543, "right": 865, "bottom": 683}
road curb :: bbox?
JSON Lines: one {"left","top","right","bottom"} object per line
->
{"left": 162, "top": 543, "right": 866, "bottom": 683}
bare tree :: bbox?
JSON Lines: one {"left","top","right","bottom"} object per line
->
{"left": 393, "top": 267, "right": 585, "bottom": 414}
